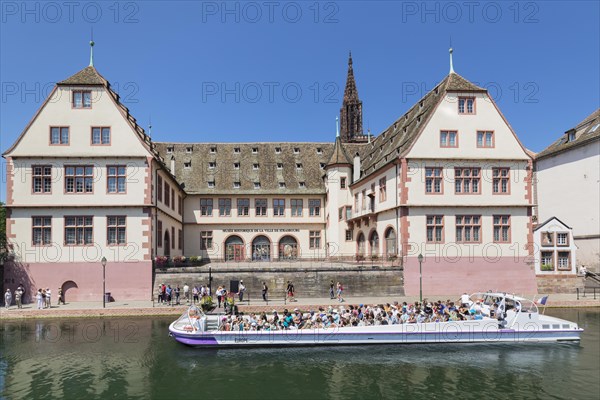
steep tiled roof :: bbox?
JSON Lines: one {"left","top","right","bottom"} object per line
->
{"left": 325, "top": 137, "right": 353, "bottom": 166}
{"left": 155, "top": 142, "right": 357, "bottom": 194}
{"left": 58, "top": 66, "right": 107, "bottom": 85}
{"left": 355, "top": 72, "right": 481, "bottom": 179}
{"left": 536, "top": 109, "right": 600, "bottom": 160}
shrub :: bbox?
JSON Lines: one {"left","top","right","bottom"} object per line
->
{"left": 189, "top": 256, "right": 199, "bottom": 263}
{"left": 541, "top": 264, "right": 554, "bottom": 271}
{"left": 173, "top": 255, "right": 186, "bottom": 264}
{"left": 155, "top": 256, "right": 168, "bottom": 265}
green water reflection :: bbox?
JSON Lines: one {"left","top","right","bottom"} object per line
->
{"left": 1, "top": 309, "right": 599, "bottom": 399}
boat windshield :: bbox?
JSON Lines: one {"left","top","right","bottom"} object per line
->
{"left": 469, "top": 293, "right": 538, "bottom": 314}
{"left": 172, "top": 305, "right": 206, "bottom": 332}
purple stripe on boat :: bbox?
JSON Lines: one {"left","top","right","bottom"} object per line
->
{"left": 175, "top": 336, "right": 218, "bottom": 346}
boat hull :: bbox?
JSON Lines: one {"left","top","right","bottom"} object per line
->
{"left": 169, "top": 321, "right": 582, "bottom": 348}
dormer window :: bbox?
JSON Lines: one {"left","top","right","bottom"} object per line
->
{"left": 316, "top": 147, "right": 323, "bottom": 154}
{"left": 567, "top": 131, "right": 576, "bottom": 142}
{"left": 233, "top": 163, "right": 240, "bottom": 169}
{"left": 73, "top": 90, "right": 92, "bottom": 109}
{"left": 233, "top": 182, "right": 241, "bottom": 189}
{"left": 590, "top": 124, "right": 600, "bottom": 133}
{"left": 299, "top": 181, "right": 306, "bottom": 188}
{"left": 320, "top": 163, "right": 325, "bottom": 169}
{"left": 277, "top": 163, "right": 283, "bottom": 170}
{"left": 253, "top": 163, "right": 259, "bottom": 170}
{"left": 184, "top": 162, "right": 192, "bottom": 169}
{"left": 208, "top": 181, "right": 215, "bottom": 188}
{"left": 186, "top": 146, "right": 193, "bottom": 153}
{"left": 296, "top": 163, "right": 303, "bottom": 170}
{"left": 208, "top": 162, "right": 216, "bottom": 169}
{"left": 210, "top": 147, "right": 217, "bottom": 154}
{"left": 234, "top": 147, "right": 241, "bottom": 154}
{"left": 279, "top": 182, "right": 286, "bottom": 189}
{"left": 458, "top": 97, "right": 475, "bottom": 114}
{"left": 252, "top": 147, "right": 258, "bottom": 154}
{"left": 419, "top": 101, "right": 424, "bottom": 108}
{"left": 166, "top": 146, "right": 174, "bottom": 153}
{"left": 254, "top": 182, "right": 261, "bottom": 189}
{"left": 293, "top": 147, "right": 300, "bottom": 154}
{"left": 275, "top": 147, "right": 282, "bottom": 154}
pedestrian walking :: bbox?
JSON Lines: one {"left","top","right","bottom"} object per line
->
{"left": 286, "top": 281, "right": 296, "bottom": 302}
{"left": 58, "top": 287, "right": 65, "bottom": 305}
{"left": 329, "top": 280, "right": 335, "bottom": 299}
{"left": 4, "top": 289, "right": 12, "bottom": 309}
{"left": 262, "top": 282, "right": 268, "bottom": 302}
{"left": 41, "top": 289, "right": 47, "bottom": 309}
{"left": 15, "top": 288, "right": 22, "bottom": 309}
{"left": 336, "top": 282, "right": 344, "bottom": 303}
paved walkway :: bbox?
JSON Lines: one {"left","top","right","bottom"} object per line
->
{"left": 1, "top": 293, "right": 598, "bottom": 320}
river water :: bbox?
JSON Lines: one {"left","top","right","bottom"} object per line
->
{"left": 1, "top": 308, "right": 599, "bottom": 400}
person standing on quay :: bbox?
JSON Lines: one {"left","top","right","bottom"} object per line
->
{"left": 287, "top": 281, "right": 296, "bottom": 302}
{"left": 262, "top": 282, "right": 268, "bottom": 302}
{"left": 175, "top": 285, "right": 181, "bottom": 305}
{"left": 238, "top": 280, "right": 246, "bottom": 302}
{"left": 337, "top": 282, "right": 344, "bottom": 303}
{"left": 58, "top": 287, "right": 65, "bottom": 306}
{"left": 4, "top": 289, "right": 12, "bottom": 309}
{"left": 183, "top": 283, "right": 190, "bottom": 303}
{"left": 15, "top": 288, "right": 22, "bottom": 309}
{"left": 329, "top": 280, "right": 335, "bottom": 299}
{"left": 36, "top": 289, "right": 44, "bottom": 309}
{"left": 45, "top": 288, "right": 51, "bottom": 308}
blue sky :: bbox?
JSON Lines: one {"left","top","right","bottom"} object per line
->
{"left": 1, "top": 1, "right": 599, "bottom": 200}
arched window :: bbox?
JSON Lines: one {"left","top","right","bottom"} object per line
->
{"left": 278, "top": 236, "right": 298, "bottom": 260}
{"left": 225, "top": 235, "right": 244, "bottom": 261}
{"left": 369, "top": 231, "right": 379, "bottom": 256}
{"left": 357, "top": 232, "right": 366, "bottom": 257}
{"left": 252, "top": 235, "right": 271, "bottom": 261}
{"left": 385, "top": 228, "right": 397, "bottom": 257}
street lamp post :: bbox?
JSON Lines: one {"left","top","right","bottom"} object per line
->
{"left": 101, "top": 256, "right": 107, "bottom": 308}
{"left": 417, "top": 253, "right": 423, "bottom": 304}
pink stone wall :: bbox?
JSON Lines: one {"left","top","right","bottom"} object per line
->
{"left": 403, "top": 256, "right": 538, "bottom": 296}
{"left": 3, "top": 261, "right": 152, "bottom": 302}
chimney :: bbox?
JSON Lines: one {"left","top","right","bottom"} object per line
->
{"left": 170, "top": 155, "right": 176, "bottom": 177}
{"left": 353, "top": 152, "right": 361, "bottom": 182}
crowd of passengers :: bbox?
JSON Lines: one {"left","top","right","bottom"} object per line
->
{"left": 216, "top": 297, "right": 510, "bottom": 332}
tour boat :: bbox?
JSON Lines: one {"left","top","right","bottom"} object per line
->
{"left": 168, "top": 292, "right": 582, "bottom": 348}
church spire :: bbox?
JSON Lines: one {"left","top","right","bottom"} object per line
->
{"left": 339, "top": 52, "right": 364, "bottom": 143}
{"left": 449, "top": 37, "right": 454, "bottom": 74}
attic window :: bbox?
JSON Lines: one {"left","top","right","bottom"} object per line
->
{"left": 567, "top": 132, "right": 576, "bottom": 142}
{"left": 293, "top": 147, "right": 300, "bottom": 154}
{"left": 186, "top": 146, "right": 193, "bottom": 153}
{"left": 234, "top": 147, "right": 241, "bottom": 154}
{"left": 275, "top": 147, "right": 282, "bottom": 154}
{"left": 210, "top": 147, "right": 217, "bottom": 154}
{"left": 166, "top": 146, "right": 174, "bottom": 153}
{"left": 405, "top": 115, "right": 408, "bottom": 121}
{"left": 184, "top": 162, "right": 192, "bottom": 169}
{"left": 417, "top": 116, "right": 421, "bottom": 123}
{"left": 277, "top": 163, "right": 283, "bottom": 170}
{"left": 233, "top": 162, "right": 240, "bottom": 169}
{"left": 419, "top": 101, "right": 424, "bottom": 108}
{"left": 233, "top": 182, "right": 241, "bottom": 189}
{"left": 316, "top": 147, "right": 323, "bottom": 154}
{"left": 458, "top": 97, "right": 475, "bottom": 114}
{"left": 73, "top": 90, "right": 92, "bottom": 109}
{"left": 320, "top": 163, "right": 325, "bottom": 169}
{"left": 208, "top": 181, "right": 215, "bottom": 188}
{"left": 254, "top": 182, "right": 261, "bottom": 189}
{"left": 296, "top": 163, "right": 303, "bottom": 170}
{"left": 299, "top": 181, "right": 306, "bottom": 188}
{"left": 403, "top": 127, "right": 407, "bottom": 133}
{"left": 279, "top": 182, "right": 286, "bottom": 189}
{"left": 253, "top": 163, "right": 260, "bottom": 170}
{"left": 252, "top": 147, "right": 259, "bottom": 154}
{"left": 393, "top": 123, "right": 397, "bottom": 130}
{"left": 590, "top": 124, "right": 599, "bottom": 133}
{"left": 434, "top": 86, "right": 439, "bottom": 95}
{"left": 208, "top": 162, "right": 216, "bottom": 169}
